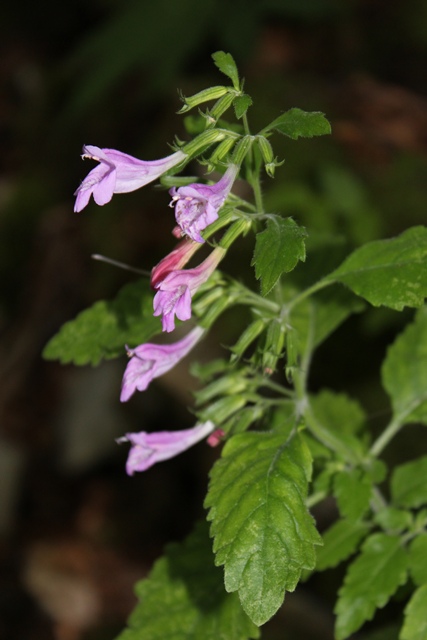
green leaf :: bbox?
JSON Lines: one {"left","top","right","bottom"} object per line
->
{"left": 307, "top": 390, "right": 367, "bottom": 461}
{"left": 309, "top": 390, "right": 366, "bottom": 437}
{"left": 205, "top": 432, "right": 322, "bottom": 626}
{"left": 287, "top": 288, "right": 365, "bottom": 369}
{"left": 374, "top": 508, "right": 413, "bottom": 534}
{"left": 334, "top": 533, "right": 408, "bottom": 640}
{"left": 43, "top": 279, "right": 161, "bottom": 366}
{"left": 212, "top": 51, "right": 240, "bottom": 90}
{"left": 408, "top": 534, "right": 427, "bottom": 586}
{"left": 391, "top": 456, "right": 427, "bottom": 509}
{"left": 333, "top": 468, "right": 372, "bottom": 521}
{"left": 233, "top": 94, "right": 253, "bottom": 120}
{"left": 264, "top": 108, "right": 331, "bottom": 139}
{"left": 252, "top": 217, "right": 307, "bottom": 296}
{"left": 382, "top": 306, "right": 427, "bottom": 426}
{"left": 401, "top": 584, "right": 427, "bottom": 640}
{"left": 116, "top": 520, "right": 259, "bottom": 640}
{"left": 327, "top": 226, "right": 427, "bottom": 310}
{"left": 316, "top": 519, "right": 370, "bottom": 571}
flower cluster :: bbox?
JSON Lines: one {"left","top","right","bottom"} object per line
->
{"left": 75, "top": 144, "right": 239, "bottom": 472}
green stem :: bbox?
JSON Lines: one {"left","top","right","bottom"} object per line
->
{"left": 369, "top": 415, "right": 403, "bottom": 457}
{"left": 232, "top": 282, "right": 280, "bottom": 314}
{"left": 242, "top": 112, "right": 251, "bottom": 136}
{"left": 241, "top": 112, "right": 264, "bottom": 214}
{"left": 292, "top": 304, "right": 362, "bottom": 464}
{"left": 252, "top": 176, "right": 264, "bottom": 214}
{"left": 287, "top": 276, "right": 333, "bottom": 313}
{"left": 306, "top": 491, "right": 327, "bottom": 509}
{"left": 370, "top": 486, "right": 387, "bottom": 513}
{"left": 260, "top": 378, "right": 294, "bottom": 397}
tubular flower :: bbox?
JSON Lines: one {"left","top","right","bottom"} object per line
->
{"left": 150, "top": 238, "right": 201, "bottom": 290}
{"left": 117, "top": 421, "right": 216, "bottom": 475}
{"left": 120, "top": 326, "right": 204, "bottom": 402}
{"left": 153, "top": 247, "right": 226, "bottom": 333}
{"left": 74, "top": 145, "right": 187, "bottom": 212}
{"left": 169, "top": 164, "right": 239, "bottom": 243}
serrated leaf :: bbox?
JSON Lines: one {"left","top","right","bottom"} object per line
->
{"left": 382, "top": 306, "right": 427, "bottom": 426}
{"left": 391, "top": 456, "right": 427, "bottom": 509}
{"left": 205, "top": 431, "right": 322, "bottom": 626}
{"left": 327, "top": 226, "right": 427, "bottom": 310}
{"left": 401, "top": 584, "right": 427, "bottom": 640}
{"left": 116, "top": 520, "right": 259, "bottom": 640}
{"left": 307, "top": 390, "right": 367, "bottom": 461}
{"left": 212, "top": 51, "right": 240, "bottom": 90}
{"left": 334, "top": 533, "right": 408, "bottom": 640}
{"left": 252, "top": 217, "right": 307, "bottom": 295}
{"left": 316, "top": 519, "right": 369, "bottom": 571}
{"left": 333, "top": 468, "right": 372, "bottom": 521}
{"left": 233, "top": 94, "right": 253, "bottom": 119}
{"left": 43, "top": 279, "right": 161, "bottom": 366}
{"left": 408, "top": 534, "right": 427, "bottom": 586}
{"left": 264, "top": 108, "right": 331, "bottom": 139}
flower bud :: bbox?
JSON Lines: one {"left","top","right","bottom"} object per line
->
{"left": 231, "top": 135, "right": 254, "bottom": 166}
{"left": 205, "top": 137, "right": 238, "bottom": 173}
{"left": 182, "top": 128, "right": 240, "bottom": 158}
{"left": 256, "top": 135, "right": 274, "bottom": 164}
{"left": 222, "top": 405, "right": 264, "bottom": 435}
{"left": 178, "top": 86, "right": 229, "bottom": 113}
{"left": 200, "top": 395, "right": 247, "bottom": 424}
{"left": 255, "top": 135, "right": 284, "bottom": 178}
{"left": 285, "top": 326, "right": 299, "bottom": 382}
{"left": 262, "top": 319, "right": 286, "bottom": 374}
{"left": 204, "top": 92, "right": 236, "bottom": 125}
{"left": 195, "top": 371, "right": 249, "bottom": 405}
{"left": 230, "top": 317, "right": 267, "bottom": 361}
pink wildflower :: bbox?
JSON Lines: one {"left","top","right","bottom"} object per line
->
{"left": 117, "top": 421, "right": 216, "bottom": 474}
{"left": 74, "top": 145, "right": 186, "bottom": 212}
{"left": 169, "top": 164, "right": 239, "bottom": 243}
{"left": 120, "top": 326, "right": 204, "bottom": 402}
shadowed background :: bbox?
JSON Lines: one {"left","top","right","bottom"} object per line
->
{"left": 1, "top": 1, "right": 427, "bottom": 638}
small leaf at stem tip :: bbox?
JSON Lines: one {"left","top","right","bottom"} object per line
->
{"left": 212, "top": 51, "right": 240, "bottom": 90}
{"left": 233, "top": 94, "right": 253, "bottom": 119}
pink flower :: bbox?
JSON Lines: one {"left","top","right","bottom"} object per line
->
{"left": 74, "top": 145, "right": 187, "bottom": 212}
{"left": 120, "top": 326, "right": 204, "bottom": 402}
{"left": 169, "top": 164, "right": 239, "bottom": 243}
{"left": 150, "top": 238, "right": 200, "bottom": 290}
{"left": 117, "top": 421, "right": 216, "bottom": 474}
{"left": 153, "top": 247, "right": 225, "bottom": 332}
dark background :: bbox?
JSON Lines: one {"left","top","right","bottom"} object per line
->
{"left": 1, "top": 1, "right": 427, "bottom": 638}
